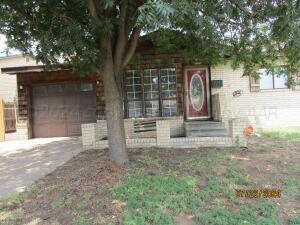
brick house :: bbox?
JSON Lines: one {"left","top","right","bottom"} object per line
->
{"left": 2, "top": 39, "right": 300, "bottom": 147}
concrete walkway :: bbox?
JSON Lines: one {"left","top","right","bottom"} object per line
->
{"left": 0, "top": 137, "right": 83, "bottom": 198}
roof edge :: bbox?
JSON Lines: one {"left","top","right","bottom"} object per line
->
{"left": 1, "top": 65, "right": 64, "bottom": 74}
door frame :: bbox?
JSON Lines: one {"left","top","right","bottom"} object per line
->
{"left": 184, "top": 66, "right": 212, "bottom": 120}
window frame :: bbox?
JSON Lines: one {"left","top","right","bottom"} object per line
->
{"left": 31, "top": 82, "right": 95, "bottom": 96}
{"left": 259, "top": 69, "right": 289, "bottom": 90}
{"left": 124, "top": 68, "right": 178, "bottom": 118}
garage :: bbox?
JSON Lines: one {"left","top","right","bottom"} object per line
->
{"left": 32, "top": 82, "right": 96, "bottom": 138}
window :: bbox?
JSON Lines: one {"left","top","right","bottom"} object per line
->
{"left": 80, "top": 83, "right": 93, "bottom": 91}
{"left": 33, "top": 86, "right": 47, "bottom": 95}
{"left": 125, "top": 68, "right": 177, "bottom": 118}
{"left": 144, "top": 69, "right": 159, "bottom": 117}
{"left": 48, "top": 84, "right": 63, "bottom": 94}
{"left": 64, "top": 84, "right": 78, "bottom": 92}
{"left": 260, "top": 69, "right": 288, "bottom": 90}
{"left": 32, "top": 82, "right": 95, "bottom": 95}
{"left": 125, "top": 70, "right": 143, "bottom": 118}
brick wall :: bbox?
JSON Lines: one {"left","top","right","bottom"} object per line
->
{"left": 82, "top": 119, "right": 235, "bottom": 150}
{"left": 211, "top": 62, "right": 300, "bottom": 129}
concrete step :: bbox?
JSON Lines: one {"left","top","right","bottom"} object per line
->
{"left": 185, "top": 121, "right": 226, "bottom": 130}
{"left": 186, "top": 129, "right": 229, "bottom": 137}
{"left": 185, "top": 121, "right": 229, "bottom": 137}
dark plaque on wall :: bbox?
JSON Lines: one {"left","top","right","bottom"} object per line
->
{"left": 211, "top": 80, "right": 223, "bottom": 88}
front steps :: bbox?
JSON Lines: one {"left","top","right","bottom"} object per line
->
{"left": 185, "top": 121, "right": 229, "bottom": 137}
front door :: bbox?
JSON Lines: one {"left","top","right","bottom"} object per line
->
{"left": 185, "top": 68, "right": 211, "bottom": 119}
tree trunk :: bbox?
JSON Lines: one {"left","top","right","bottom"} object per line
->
{"left": 101, "top": 39, "right": 128, "bottom": 165}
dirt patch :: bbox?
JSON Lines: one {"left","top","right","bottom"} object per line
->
{"left": 17, "top": 149, "right": 124, "bottom": 225}
{"left": 175, "top": 215, "right": 194, "bottom": 225}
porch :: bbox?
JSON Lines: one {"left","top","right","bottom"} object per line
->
{"left": 81, "top": 116, "right": 249, "bottom": 150}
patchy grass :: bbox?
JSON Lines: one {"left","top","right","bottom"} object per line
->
{"left": 0, "top": 182, "right": 41, "bottom": 224}
{"left": 289, "top": 216, "right": 300, "bottom": 225}
{"left": 262, "top": 128, "right": 300, "bottom": 142}
{"left": 113, "top": 173, "right": 202, "bottom": 224}
{"left": 0, "top": 136, "right": 299, "bottom": 225}
{"left": 283, "top": 178, "right": 300, "bottom": 198}
{"left": 195, "top": 201, "right": 279, "bottom": 225}
{"left": 0, "top": 182, "right": 41, "bottom": 211}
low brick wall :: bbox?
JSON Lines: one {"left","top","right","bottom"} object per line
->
{"left": 81, "top": 123, "right": 98, "bottom": 150}
{"left": 171, "top": 137, "right": 233, "bottom": 148}
{"left": 16, "top": 122, "right": 30, "bottom": 140}
{"left": 92, "top": 137, "right": 233, "bottom": 150}
{"left": 228, "top": 117, "right": 251, "bottom": 147}
{"left": 81, "top": 118, "right": 248, "bottom": 150}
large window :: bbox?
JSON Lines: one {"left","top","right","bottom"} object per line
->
{"left": 259, "top": 69, "right": 288, "bottom": 90}
{"left": 125, "top": 68, "right": 177, "bottom": 118}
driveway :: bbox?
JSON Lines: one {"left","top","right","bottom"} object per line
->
{"left": 0, "top": 137, "right": 83, "bottom": 198}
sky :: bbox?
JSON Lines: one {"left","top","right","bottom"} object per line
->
{"left": 0, "top": 34, "right": 20, "bottom": 56}
{"left": 0, "top": 34, "right": 6, "bottom": 55}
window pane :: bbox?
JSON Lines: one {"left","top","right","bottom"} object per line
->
{"left": 64, "top": 84, "right": 78, "bottom": 92}
{"left": 144, "top": 69, "right": 159, "bottom": 99}
{"left": 274, "top": 73, "right": 288, "bottom": 88}
{"left": 162, "top": 100, "right": 177, "bottom": 117}
{"left": 145, "top": 100, "right": 159, "bottom": 117}
{"left": 128, "top": 101, "right": 142, "bottom": 118}
{"left": 259, "top": 70, "right": 273, "bottom": 89}
{"left": 160, "top": 68, "right": 177, "bottom": 98}
{"left": 80, "top": 83, "right": 93, "bottom": 91}
{"left": 33, "top": 86, "right": 47, "bottom": 94}
{"left": 48, "top": 84, "right": 63, "bottom": 94}
{"left": 126, "top": 70, "right": 142, "bottom": 100}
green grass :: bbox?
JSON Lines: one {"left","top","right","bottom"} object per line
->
{"left": 262, "top": 129, "right": 300, "bottom": 142}
{"left": 290, "top": 216, "right": 300, "bottom": 225}
{"left": 0, "top": 208, "right": 23, "bottom": 224}
{"left": 195, "top": 201, "right": 279, "bottom": 225}
{"left": 0, "top": 182, "right": 41, "bottom": 224}
{"left": 180, "top": 148, "right": 231, "bottom": 174}
{"left": 283, "top": 178, "right": 300, "bottom": 198}
{"left": 113, "top": 173, "right": 203, "bottom": 225}
{"left": 112, "top": 166, "right": 267, "bottom": 225}
{"left": 76, "top": 216, "right": 92, "bottom": 225}
{"left": 0, "top": 182, "right": 41, "bottom": 211}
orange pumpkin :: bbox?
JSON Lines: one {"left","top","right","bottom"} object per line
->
{"left": 245, "top": 125, "right": 255, "bottom": 136}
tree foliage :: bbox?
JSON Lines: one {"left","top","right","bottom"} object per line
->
{"left": 0, "top": 0, "right": 299, "bottom": 77}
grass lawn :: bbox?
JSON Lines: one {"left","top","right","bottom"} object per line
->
{"left": 262, "top": 129, "right": 300, "bottom": 142}
{"left": 0, "top": 135, "right": 299, "bottom": 225}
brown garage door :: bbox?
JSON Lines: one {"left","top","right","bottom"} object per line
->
{"left": 32, "top": 83, "right": 96, "bottom": 138}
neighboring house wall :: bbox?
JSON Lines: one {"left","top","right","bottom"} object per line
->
{"left": 0, "top": 55, "right": 40, "bottom": 102}
{"left": 211, "top": 63, "right": 300, "bottom": 129}
{"left": 0, "top": 74, "right": 16, "bottom": 102}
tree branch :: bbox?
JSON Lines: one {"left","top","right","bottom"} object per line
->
{"left": 114, "top": 3, "right": 128, "bottom": 70}
{"left": 122, "top": 25, "right": 143, "bottom": 68}
{"left": 87, "top": 0, "right": 98, "bottom": 18}
{"left": 227, "top": 0, "right": 254, "bottom": 18}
